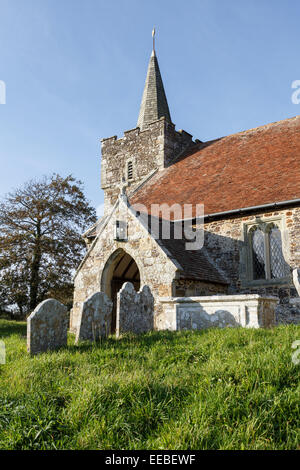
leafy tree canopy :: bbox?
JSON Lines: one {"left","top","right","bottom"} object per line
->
{"left": 0, "top": 174, "right": 97, "bottom": 317}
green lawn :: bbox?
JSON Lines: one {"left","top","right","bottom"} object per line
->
{"left": 0, "top": 319, "right": 299, "bottom": 450}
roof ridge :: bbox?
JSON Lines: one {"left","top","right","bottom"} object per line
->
{"left": 203, "top": 114, "right": 300, "bottom": 146}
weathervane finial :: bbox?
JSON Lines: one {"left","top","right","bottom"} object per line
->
{"left": 152, "top": 27, "right": 156, "bottom": 54}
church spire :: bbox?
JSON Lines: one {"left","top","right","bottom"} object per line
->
{"left": 137, "top": 29, "right": 172, "bottom": 131}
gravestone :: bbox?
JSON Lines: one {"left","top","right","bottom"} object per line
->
{"left": 27, "top": 299, "right": 69, "bottom": 355}
{"left": 0, "top": 341, "right": 5, "bottom": 364}
{"left": 293, "top": 268, "right": 300, "bottom": 296}
{"left": 116, "top": 282, "right": 154, "bottom": 337}
{"left": 75, "top": 292, "right": 113, "bottom": 343}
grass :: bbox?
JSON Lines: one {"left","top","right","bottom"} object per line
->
{"left": 0, "top": 319, "right": 299, "bottom": 450}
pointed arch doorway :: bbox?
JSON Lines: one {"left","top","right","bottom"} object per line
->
{"left": 101, "top": 249, "right": 141, "bottom": 334}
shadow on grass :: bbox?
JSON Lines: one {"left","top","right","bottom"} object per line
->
{"left": 0, "top": 320, "right": 26, "bottom": 338}
{"left": 0, "top": 319, "right": 218, "bottom": 358}
{"left": 67, "top": 328, "right": 213, "bottom": 355}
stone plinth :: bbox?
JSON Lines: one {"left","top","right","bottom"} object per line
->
{"left": 158, "top": 295, "right": 278, "bottom": 331}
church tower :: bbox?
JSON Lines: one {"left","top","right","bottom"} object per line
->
{"left": 101, "top": 31, "right": 195, "bottom": 215}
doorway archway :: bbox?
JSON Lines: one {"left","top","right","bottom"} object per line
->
{"left": 101, "top": 249, "right": 141, "bottom": 333}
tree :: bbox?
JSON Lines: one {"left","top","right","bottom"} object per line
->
{"left": 0, "top": 174, "right": 97, "bottom": 317}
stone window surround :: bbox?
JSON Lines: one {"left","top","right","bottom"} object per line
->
{"left": 242, "top": 215, "right": 291, "bottom": 288}
{"left": 114, "top": 220, "right": 128, "bottom": 242}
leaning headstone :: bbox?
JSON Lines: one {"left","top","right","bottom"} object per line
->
{"left": 293, "top": 268, "right": 300, "bottom": 296}
{"left": 116, "top": 282, "right": 154, "bottom": 337}
{"left": 75, "top": 292, "right": 113, "bottom": 343}
{"left": 27, "top": 299, "right": 69, "bottom": 356}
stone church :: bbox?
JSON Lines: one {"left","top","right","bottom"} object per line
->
{"left": 70, "top": 40, "right": 300, "bottom": 335}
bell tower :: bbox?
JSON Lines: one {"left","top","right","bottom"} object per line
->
{"left": 101, "top": 31, "right": 195, "bottom": 216}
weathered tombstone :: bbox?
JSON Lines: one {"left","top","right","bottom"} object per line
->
{"left": 293, "top": 268, "right": 300, "bottom": 296}
{"left": 116, "top": 282, "right": 154, "bottom": 337}
{"left": 27, "top": 299, "right": 69, "bottom": 356}
{"left": 75, "top": 292, "right": 113, "bottom": 343}
{"left": 0, "top": 340, "right": 5, "bottom": 364}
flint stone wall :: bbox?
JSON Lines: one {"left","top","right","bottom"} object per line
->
{"left": 116, "top": 282, "right": 154, "bottom": 336}
{"left": 203, "top": 208, "right": 299, "bottom": 295}
{"left": 27, "top": 299, "right": 69, "bottom": 355}
{"left": 202, "top": 207, "right": 300, "bottom": 324}
{"left": 75, "top": 292, "right": 113, "bottom": 343}
{"left": 159, "top": 295, "right": 278, "bottom": 331}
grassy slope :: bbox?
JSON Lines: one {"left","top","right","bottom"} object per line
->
{"left": 0, "top": 320, "right": 299, "bottom": 450}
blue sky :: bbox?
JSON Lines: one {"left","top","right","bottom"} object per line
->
{"left": 0, "top": 0, "right": 299, "bottom": 216}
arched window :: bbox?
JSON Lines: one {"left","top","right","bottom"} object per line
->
{"left": 247, "top": 221, "right": 289, "bottom": 282}
{"left": 127, "top": 161, "right": 133, "bottom": 180}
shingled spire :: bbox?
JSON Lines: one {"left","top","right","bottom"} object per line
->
{"left": 137, "top": 29, "right": 172, "bottom": 131}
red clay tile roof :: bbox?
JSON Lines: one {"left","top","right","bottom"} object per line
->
{"left": 138, "top": 213, "right": 228, "bottom": 284}
{"left": 158, "top": 237, "right": 228, "bottom": 284}
{"left": 130, "top": 115, "right": 300, "bottom": 219}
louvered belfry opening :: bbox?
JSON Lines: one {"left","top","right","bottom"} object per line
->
{"left": 110, "top": 252, "right": 140, "bottom": 333}
{"left": 127, "top": 161, "right": 133, "bottom": 180}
